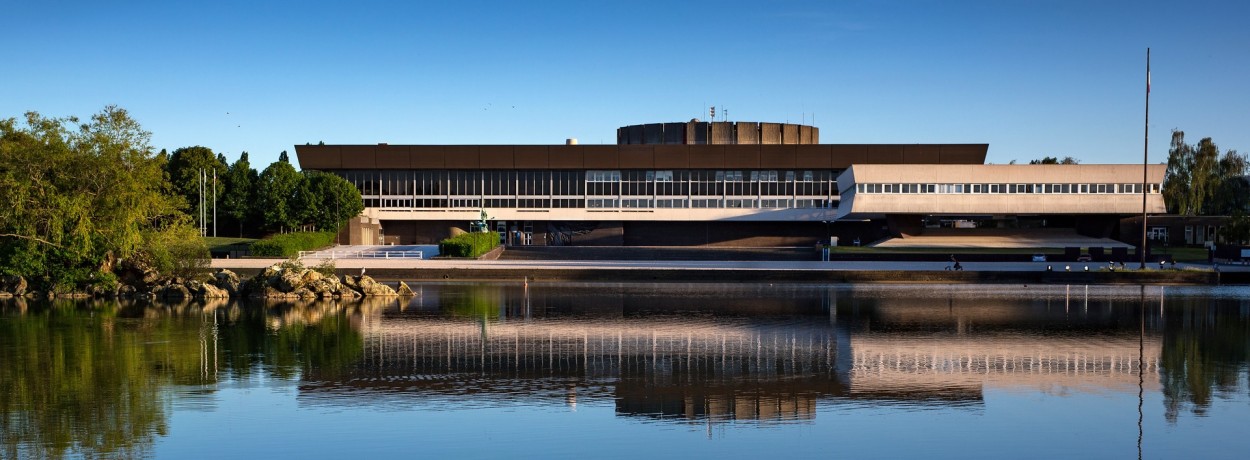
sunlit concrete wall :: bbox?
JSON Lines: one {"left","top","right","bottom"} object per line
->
{"left": 837, "top": 164, "right": 1167, "bottom": 219}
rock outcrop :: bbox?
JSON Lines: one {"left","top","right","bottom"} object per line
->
{"left": 240, "top": 264, "right": 393, "bottom": 299}
{"left": 0, "top": 275, "right": 27, "bottom": 297}
{"left": 6, "top": 263, "right": 404, "bottom": 301}
{"left": 343, "top": 275, "right": 398, "bottom": 297}
{"left": 155, "top": 282, "right": 192, "bottom": 300}
{"left": 212, "top": 269, "right": 242, "bottom": 297}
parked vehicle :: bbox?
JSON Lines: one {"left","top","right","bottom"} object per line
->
{"left": 1031, "top": 254, "right": 1047, "bottom": 262}
{"left": 1076, "top": 253, "right": 1092, "bottom": 262}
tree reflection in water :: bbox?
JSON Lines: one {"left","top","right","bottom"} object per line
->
{"left": 0, "top": 297, "right": 368, "bottom": 458}
{"left": 1, "top": 284, "right": 1249, "bottom": 457}
{"left": 1158, "top": 292, "right": 1250, "bottom": 423}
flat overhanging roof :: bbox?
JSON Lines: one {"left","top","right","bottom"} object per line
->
{"left": 294, "top": 144, "right": 988, "bottom": 170}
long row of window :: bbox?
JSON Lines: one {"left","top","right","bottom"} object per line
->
{"left": 585, "top": 198, "right": 832, "bottom": 209}
{"left": 335, "top": 169, "right": 840, "bottom": 209}
{"left": 854, "top": 182, "right": 1161, "bottom": 194}
{"left": 586, "top": 170, "right": 814, "bottom": 182}
{"left": 367, "top": 197, "right": 837, "bottom": 209}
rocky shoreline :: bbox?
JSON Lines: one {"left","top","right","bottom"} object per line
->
{"left": 0, "top": 263, "right": 415, "bottom": 301}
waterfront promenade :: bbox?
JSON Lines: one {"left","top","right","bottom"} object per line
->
{"left": 210, "top": 256, "right": 1248, "bottom": 284}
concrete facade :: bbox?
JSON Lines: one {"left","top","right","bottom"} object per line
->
{"left": 296, "top": 126, "right": 1169, "bottom": 248}
{"left": 836, "top": 164, "right": 1167, "bottom": 220}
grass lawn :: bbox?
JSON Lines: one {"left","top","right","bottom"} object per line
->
{"left": 204, "top": 237, "right": 257, "bottom": 251}
{"left": 1152, "top": 246, "right": 1210, "bottom": 263}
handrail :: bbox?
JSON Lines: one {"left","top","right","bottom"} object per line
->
{"left": 297, "top": 250, "right": 424, "bottom": 260}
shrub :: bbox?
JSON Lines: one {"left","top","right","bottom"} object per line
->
{"left": 313, "top": 259, "right": 336, "bottom": 277}
{"left": 279, "top": 256, "right": 305, "bottom": 273}
{"left": 439, "top": 232, "right": 499, "bottom": 258}
{"left": 251, "top": 231, "right": 337, "bottom": 258}
{"left": 136, "top": 221, "right": 211, "bottom": 280}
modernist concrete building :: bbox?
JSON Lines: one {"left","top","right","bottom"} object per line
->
{"left": 294, "top": 121, "right": 1163, "bottom": 247}
{"left": 836, "top": 164, "right": 1167, "bottom": 238}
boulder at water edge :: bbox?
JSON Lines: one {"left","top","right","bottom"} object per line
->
{"left": 344, "top": 275, "right": 397, "bottom": 296}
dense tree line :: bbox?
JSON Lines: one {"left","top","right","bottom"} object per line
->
{"left": 1162, "top": 130, "right": 1249, "bottom": 216}
{"left": 0, "top": 106, "right": 363, "bottom": 292}
{"left": 163, "top": 150, "right": 363, "bottom": 237}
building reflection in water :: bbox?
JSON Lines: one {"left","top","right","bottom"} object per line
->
{"left": 296, "top": 283, "right": 1167, "bottom": 424}
{"left": 7, "top": 283, "right": 1245, "bottom": 459}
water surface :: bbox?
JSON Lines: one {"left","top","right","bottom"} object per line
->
{"left": 2, "top": 283, "right": 1248, "bottom": 459}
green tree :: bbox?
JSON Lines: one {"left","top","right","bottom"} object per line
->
{"left": 304, "top": 171, "right": 365, "bottom": 231}
{"left": 1163, "top": 130, "right": 1195, "bottom": 215}
{"left": 291, "top": 175, "right": 317, "bottom": 231}
{"left": 278, "top": 150, "right": 290, "bottom": 163}
{"left": 1189, "top": 137, "right": 1221, "bottom": 215}
{"left": 1207, "top": 150, "right": 1249, "bottom": 216}
{"left": 0, "top": 106, "right": 193, "bottom": 292}
{"left": 1222, "top": 213, "right": 1250, "bottom": 245}
{"left": 221, "top": 152, "right": 258, "bottom": 236}
{"left": 256, "top": 160, "right": 303, "bottom": 233}
{"left": 1164, "top": 130, "right": 1247, "bottom": 216}
{"left": 164, "top": 146, "right": 227, "bottom": 227}
{"left": 1029, "top": 156, "right": 1079, "bottom": 165}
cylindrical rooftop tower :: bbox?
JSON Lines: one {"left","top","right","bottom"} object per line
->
{"left": 617, "top": 121, "right": 819, "bottom": 145}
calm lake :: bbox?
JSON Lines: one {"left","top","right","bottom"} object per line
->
{"left": 2, "top": 283, "right": 1249, "bottom": 459}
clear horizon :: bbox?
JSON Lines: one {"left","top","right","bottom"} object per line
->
{"left": 3, "top": 0, "right": 1247, "bottom": 168}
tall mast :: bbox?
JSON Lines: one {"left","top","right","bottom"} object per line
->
{"left": 1140, "top": 48, "right": 1150, "bottom": 269}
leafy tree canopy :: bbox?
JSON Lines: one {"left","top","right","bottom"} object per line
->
{"left": 165, "top": 145, "right": 227, "bottom": 213}
{"left": 303, "top": 171, "right": 364, "bottom": 231}
{"left": 1029, "top": 156, "right": 1079, "bottom": 165}
{"left": 0, "top": 106, "right": 203, "bottom": 292}
{"left": 256, "top": 160, "right": 303, "bottom": 233}
{"left": 221, "top": 152, "right": 259, "bottom": 236}
{"left": 1164, "top": 130, "right": 1244, "bottom": 216}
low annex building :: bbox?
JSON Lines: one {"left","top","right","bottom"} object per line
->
{"left": 295, "top": 121, "right": 1163, "bottom": 247}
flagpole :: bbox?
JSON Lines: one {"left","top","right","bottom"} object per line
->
{"left": 1140, "top": 48, "right": 1150, "bottom": 269}
{"left": 213, "top": 169, "right": 218, "bottom": 238}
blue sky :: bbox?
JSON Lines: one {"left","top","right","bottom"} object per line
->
{"left": 3, "top": 0, "right": 1247, "bottom": 167}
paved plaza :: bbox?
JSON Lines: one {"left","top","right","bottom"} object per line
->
{"left": 871, "top": 228, "right": 1133, "bottom": 249}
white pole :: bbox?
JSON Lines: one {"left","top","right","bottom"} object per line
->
{"left": 202, "top": 168, "right": 207, "bottom": 237}
{"left": 213, "top": 168, "right": 218, "bottom": 238}
{"left": 199, "top": 168, "right": 205, "bottom": 237}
